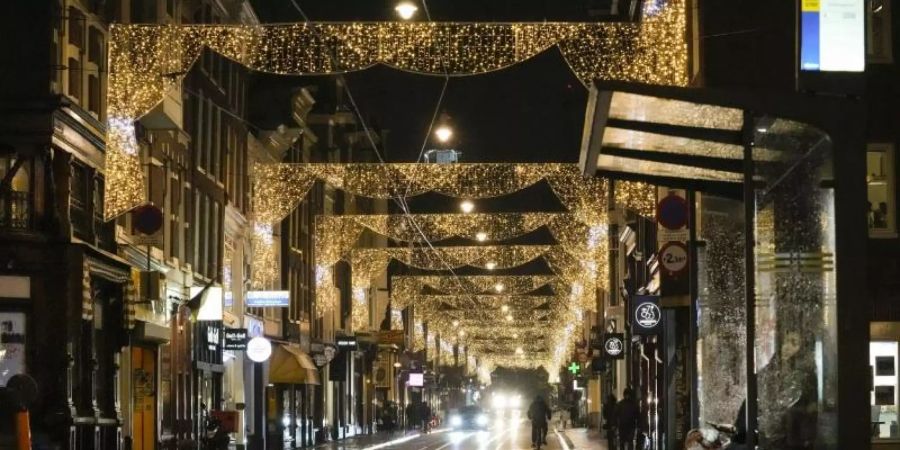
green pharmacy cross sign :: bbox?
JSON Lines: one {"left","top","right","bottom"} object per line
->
{"left": 567, "top": 362, "right": 581, "bottom": 375}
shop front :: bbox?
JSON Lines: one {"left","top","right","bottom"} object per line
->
{"left": 871, "top": 322, "right": 900, "bottom": 449}
{"left": 266, "top": 344, "right": 321, "bottom": 449}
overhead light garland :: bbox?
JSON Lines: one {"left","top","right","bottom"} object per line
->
{"left": 314, "top": 212, "right": 606, "bottom": 266}
{"left": 103, "top": 0, "right": 685, "bottom": 218}
{"left": 255, "top": 163, "right": 608, "bottom": 226}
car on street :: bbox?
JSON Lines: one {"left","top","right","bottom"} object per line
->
{"left": 449, "top": 405, "right": 490, "bottom": 430}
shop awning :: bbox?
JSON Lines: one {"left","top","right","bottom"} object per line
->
{"left": 269, "top": 344, "right": 321, "bottom": 385}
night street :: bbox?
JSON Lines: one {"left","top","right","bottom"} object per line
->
{"left": 0, "top": 0, "right": 894, "bottom": 449}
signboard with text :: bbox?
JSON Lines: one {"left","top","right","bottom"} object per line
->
{"left": 336, "top": 336, "right": 358, "bottom": 351}
{"left": 223, "top": 329, "right": 248, "bottom": 350}
{"left": 246, "top": 290, "right": 290, "bottom": 308}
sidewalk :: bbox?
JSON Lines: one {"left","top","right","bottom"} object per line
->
{"left": 556, "top": 427, "right": 609, "bottom": 450}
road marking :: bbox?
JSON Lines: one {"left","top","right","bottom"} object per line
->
{"left": 362, "top": 433, "right": 421, "bottom": 449}
{"left": 554, "top": 429, "right": 572, "bottom": 450}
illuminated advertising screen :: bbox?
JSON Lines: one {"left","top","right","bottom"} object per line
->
{"left": 800, "top": 0, "right": 865, "bottom": 72}
{"left": 408, "top": 372, "right": 424, "bottom": 387}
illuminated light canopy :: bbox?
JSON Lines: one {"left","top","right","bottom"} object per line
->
{"left": 103, "top": 0, "right": 688, "bottom": 219}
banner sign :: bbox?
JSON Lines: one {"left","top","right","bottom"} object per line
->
{"left": 223, "top": 329, "right": 248, "bottom": 350}
{"left": 246, "top": 290, "right": 290, "bottom": 307}
{"left": 631, "top": 295, "right": 663, "bottom": 335}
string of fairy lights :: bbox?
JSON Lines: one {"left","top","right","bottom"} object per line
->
{"left": 103, "top": 0, "right": 688, "bottom": 373}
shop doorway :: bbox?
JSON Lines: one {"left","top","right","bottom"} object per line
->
{"left": 132, "top": 346, "right": 157, "bottom": 450}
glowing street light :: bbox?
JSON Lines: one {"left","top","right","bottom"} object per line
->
{"left": 394, "top": 1, "right": 418, "bottom": 20}
{"left": 460, "top": 200, "right": 475, "bottom": 214}
{"left": 494, "top": 283, "right": 505, "bottom": 292}
{"left": 434, "top": 125, "right": 453, "bottom": 143}
{"left": 485, "top": 261, "right": 497, "bottom": 270}
{"left": 452, "top": 320, "right": 460, "bottom": 327}
{"left": 505, "top": 314, "right": 513, "bottom": 322}
{"left": 501, "top": 305, "right": 510, "bottom": 313}
{"left": 515, "top": 347, "right": 524, "bottom": 355}
{"left": 476, "top": 232, "right": 488, "bottom": 242}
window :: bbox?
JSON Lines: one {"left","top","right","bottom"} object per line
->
{"left": 88, "top": 26, "right": 104, "bottom": 67}
{"left": 131, "top": 0, "right": 157, "bottom": 23}
{"left": 868, "top": 143, "right": 896, "bottom": 237}
{"left": 88, "top": 75, "right": 100, "bottom": 117}
{"left": 68, "top": 7, "right": 84, "bottom": 48}
{"left": 68, "top": 58, "right": 82, "bottom": 100}
{"left": 872, "top": 341, "right": 899, "bottom": 440}
{"left": 868, "top": 0, "right": 894, "bottom": 63}
{"left": 0, "top": 312, "right": 26, "bottom": 386}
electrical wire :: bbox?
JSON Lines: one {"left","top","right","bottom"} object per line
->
{"left": 283, "top": 0, "right": 474, "bottom": 301}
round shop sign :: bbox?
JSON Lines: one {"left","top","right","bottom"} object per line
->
{"left": 604, "top": 336, "right": 623, "bottom": 356}
{"left": 246, "top": 337, "right": 272, "bottom": 363}
{"left": 635, "top": 302, "right": 662, "bottom": 329}
{"left": 659, "top": 241, "right": 689, "bottom": 275}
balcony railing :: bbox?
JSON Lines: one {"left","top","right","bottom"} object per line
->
{"left": 0, "top": 191, "right": 31, "bottom": 230}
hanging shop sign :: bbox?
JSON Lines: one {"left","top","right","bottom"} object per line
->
{"left": 223, "top": 329, "right": 248, "bottom": 351}
{"left": 336, "top": 336, "right": 358, "bottom": 351}
{"left": 407, "top": 372, "right": 424, "bottom": 387}
{"left": 246, "top": 290, "right": 290, "bottom": 308}
{"left": 659, "top": 241, "right": 689, "bottom": 275}
{"left": 631, "top": 295, "right": 663, "bottom": 335}
{"left": 603, "top": 333, "right": 626, "bottom": 360}
{"left": 246, "top": 337, "right": 272, "bottom": 363}
{"left": 204, "top": 325, "right": 221, "bottom": 352}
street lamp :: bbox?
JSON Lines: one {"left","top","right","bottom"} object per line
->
{"left": 434, "top": 125, "right": 453, "bottom": 143}
{"left": 460, "top": 200, "right": 475, "bottom": 214}
{"left": 494, "top": 283, "right": 505, "bottom": 292}
{"left": 475, "top": 232, "right": 488, "bottom": 242}
{"left": 485, "top": 261, "right": 497, "bottom": 270}
{"left": 501, "top": 305, "right": 509, "bottom": 313}
{"left": 394, "top": 1, "right": 418, "bottom": 20}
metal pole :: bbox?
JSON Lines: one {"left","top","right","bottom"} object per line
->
{"left": 742, "top": 111, "right": 758, "bottom": 448}
{"left": 687, "top": 189, "right": 700, "bottom": 429}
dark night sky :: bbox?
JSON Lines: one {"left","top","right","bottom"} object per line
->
{"left": 249, "top": 0, "right": 598, "bottom": 165}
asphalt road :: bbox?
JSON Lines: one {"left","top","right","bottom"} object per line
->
{"left": 315, "top": 420, "right": 567, "bottom": 450}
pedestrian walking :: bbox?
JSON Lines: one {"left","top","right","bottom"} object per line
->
{"left": 603, "top": 393, "right": 618, "bottom": 450}
{"left": 405, "top": 401, "right": 418, "bottom": 431}
{"left": 527, "top": 395, "right": 552, "bottom": 449}
{"left": 615, "top": 388, "right": 640, "bottom": 450}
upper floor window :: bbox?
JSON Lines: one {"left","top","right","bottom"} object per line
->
{"left": 131, "top": 0, "right": 157, "bottom": 23}
{"left": 88, "top": 26, "right": 104, "bottom": 67}
{"left": 868, "top": 143, "right": 896, "bottom": 237}
{"left": 868, "top": 0, "right": 894, "bottom": 63}
{"left": 68, "top": 58, "right": 82, "bottom": 101}
{"left": 68, "top": 7, "right": 84, "bottom": 48}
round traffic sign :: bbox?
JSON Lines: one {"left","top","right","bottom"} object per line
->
{"left": 133, "top": 204, "right": 164, "bottom": 235}
{"left": 659, "top": 241, "right": 689, "bottom": 275}
{"left": 657, "top": 193, "right": 688, "bottom": 230}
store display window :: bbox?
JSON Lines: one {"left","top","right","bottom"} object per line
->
{"left": 872, "top": 341, "right": 899, "bottom": 440}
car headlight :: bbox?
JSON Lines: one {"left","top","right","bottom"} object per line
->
{"left": 450, "top": 415, "right": 462, "bottom": 427}
{"left": 476, "top": 414, "right": 488, "bottom": 426}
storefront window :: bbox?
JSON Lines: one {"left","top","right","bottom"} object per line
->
{"left": 753, "top": 118, "right": 838, "bottom": 449}
{"left": 867, "top": 144, "right": 896, "bottom": 237}
{"left": 871, "top": 341, "right": 899, "bottom": 440}
{"left": 0, "top": 312, "right": 26, "bottom": 386}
